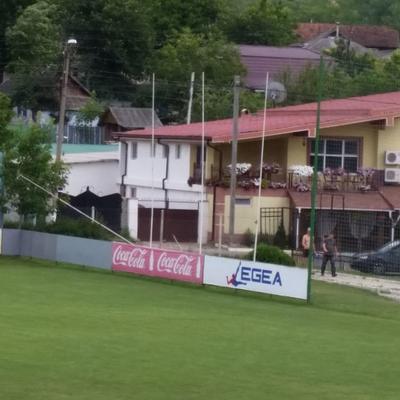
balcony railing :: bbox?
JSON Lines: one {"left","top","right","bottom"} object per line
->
{"left": 287, "top": 170, "right": 385, "bottom": 192}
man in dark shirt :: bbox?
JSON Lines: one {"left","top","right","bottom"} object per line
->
{"left": 321, "top": 233, "right": 337, "bottom": 277}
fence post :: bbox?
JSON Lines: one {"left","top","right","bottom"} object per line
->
{"left": 159, "top": 209, "right": 165, "bottom": 247}
{"left": 218, "top": 214, "right": 223, "bottom": 256}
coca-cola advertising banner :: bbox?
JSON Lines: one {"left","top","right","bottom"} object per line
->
{"left": 111, "top": 242, "right": 204, "bottom": 284}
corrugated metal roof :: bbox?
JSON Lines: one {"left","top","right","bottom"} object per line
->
{"left": 115, "top": 91, "right": 400, "bottom": 144}
{"left": 104, "top": 107, "right": 163, "bottom": 130}
{"left": 239, "top": 45, "right": 323, "bottom": 89}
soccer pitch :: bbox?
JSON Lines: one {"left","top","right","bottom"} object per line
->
{"left": 1, "top": 257, "right": 400, "bottom": 400}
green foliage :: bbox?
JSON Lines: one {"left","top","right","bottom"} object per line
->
{"left": 5, "top": 1, "right": 61, "bottom": 111}
{"left": 273, "top": 221, "right": 288, "bottom": 248}
{"left": 1, "top": 121, "right": 68, "bottom": 218}
{"left": 0, "top": 0, "right": 36, "bottom": 70}
{"left": 56, "top": 0, "right": 154, "bottom": 100}
{"left": 225, "top": 0, "right": 296, "bottom": 45}
{"left": 76, "top": 96, "right": 104, "bottom": 125}
{"left": 191, "top": 86, "right": 265, "bottom": 122}
{"left": 146, "top": 29, "right": 245, "bottom": 121}
{"left": 246, "top": 243, "right": 296, "bottom": 265}
{"left": 40, "top": 217, "right": 113, "bottom": 240}
{"left": 149, "top": 0, "right": 228, "bottom": 46}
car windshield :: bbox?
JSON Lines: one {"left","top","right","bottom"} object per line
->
{"left": 377, "top": 240, "right": 400, "bottom": 253}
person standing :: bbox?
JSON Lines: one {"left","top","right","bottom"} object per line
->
{"left": 321, "top": 233, "right": 338, "bottom": 277}
{"left": 302, "top": 227, "right": 312, "bottom": 257}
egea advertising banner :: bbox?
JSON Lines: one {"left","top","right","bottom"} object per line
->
{"left": 204, "top": 256, "right": 308, "bottom": 300}
{"left": 112, "top": 242, "right": 204, "bottom": 284}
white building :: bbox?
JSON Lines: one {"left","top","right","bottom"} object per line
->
{"left": 62, "top": 151, "right": 119, "bottom": 196}
{"left": 115, "top": 135, "right": 209, "bottom": 243}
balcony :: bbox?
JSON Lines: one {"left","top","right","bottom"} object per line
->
{"left": 287, "top": 168, "right": 385, "bottom": 193}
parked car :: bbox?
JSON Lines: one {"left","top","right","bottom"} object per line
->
{"left": 351, "top": 240, "right": 400, "bottom": 274}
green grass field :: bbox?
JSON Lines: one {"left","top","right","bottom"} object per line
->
{"left": 1, "top": 257, "right": 400, "bottom": 400}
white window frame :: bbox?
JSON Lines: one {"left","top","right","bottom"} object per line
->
{"left": 175, "top": 144, "right": 181, "bottom": 159}
{"left": 131, "top": 142, "right": 137, "bottom": 159}
{"left": 310, "top": 138, "right": 360, "bottom": 172}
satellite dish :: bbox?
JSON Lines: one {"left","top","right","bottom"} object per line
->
{"left": 267, "top": 81, "right": 287, "bottom": 104}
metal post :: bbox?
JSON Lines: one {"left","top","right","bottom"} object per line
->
{"left": 159, "top": 209, "right": 165, "bottom": 247}
{"left": 307, "top": 56, "right": 325, "bottom": 303}
{"left": 187, "top": 72, "right": 195, "bottom": 124}
{"left": 90, "top": 206, "right": 95, "bottom": 222}
{"left": 229, "top": 75, "right": 240, "bottom": 245}
{"left": 56, "top": 39, "right": 76, "bottom": 162}
{"left": 218, "top": 214, "right": 223, "bottom": 256}
{"left": 253, "top": 73, "right": 269, "bottom": 261}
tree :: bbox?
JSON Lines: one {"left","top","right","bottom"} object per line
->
{"left": 225, "top": 0, "right": 295, "bottom": 45}
{"left": 148, "top": 0, "right": 228, "bottom": 46}
{"left": 5, "top": 1, "right": 61, "bottom": 112}
{"left": 55, "top": 0, "right": 155, "bottom": 100}
{"left": 0, "top": 97, "right": 67, "bottom": 221}
{"left": 143, "top": 29, "right": 245, "bottom": 122}
{"left": 0, "top": 0, "right": 35, "bottom": 73}
{"left": 192, "top": 87, "right": 265, "bottom": 122}
{"left": 2, "top": 122, "right": 68, "bottom": 221}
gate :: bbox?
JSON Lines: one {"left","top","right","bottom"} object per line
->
{"left": 138, "top": 208, "right": 198, "bottom": 242}
{"left": 259, "top": 207, "right": 294, "bottom": 247}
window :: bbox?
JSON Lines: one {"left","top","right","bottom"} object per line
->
{"left": 130, "top": 187, "right": 137, "bottom": 198}
{"left": 162, "top": 145, "right": 168, "bottom": 158}
{"left": 150, "top": 142, "right": 156, "bottom": 157}
{"left": 176, "top": 144, "right": 181, "bottom": 159}
{"left": 235, "top": 198, "right": 251, "bottom": 206}
{"left": 131, "top": 142, "right": 137, "bottom": 159}
{"left": 309, "top": 138, "right": 359, "bottom": 172}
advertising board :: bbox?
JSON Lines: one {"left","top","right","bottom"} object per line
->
{"left": 112, "top": 242, "right": 203, "bottom": 284}
{"left": 204, "top": 256, "right": 307, "bottom": 300}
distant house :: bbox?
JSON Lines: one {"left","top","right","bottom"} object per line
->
{"left": 296, "top": 23, "right": 400, "bottom": 58}
{"left": 99, "top": 107, "right": 163, "bottom": 142}
{"left": 0, "top": 73, "right": 91, "bottom": 113}
{"left": 239, "top": 44, "right": 329, "bottom": 90}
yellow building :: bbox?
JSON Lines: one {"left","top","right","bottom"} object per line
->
{"left": 119, "top": 92, "right": 400, "bottom": 253}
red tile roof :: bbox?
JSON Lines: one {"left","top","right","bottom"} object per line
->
{"left": 296, "top": 23, "right": 399, "bottom": 49}
{"left": 115, "top": 91, "right": 400, "bottom": 143}
{"left": 289, "top": 191, "right": 392, "bottom": 211}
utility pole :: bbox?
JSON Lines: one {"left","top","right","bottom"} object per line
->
{"left": 55, "top": 38, "right": 77, "bottom": 163}
{"left": 187, "top": 72, "right": 195, "bottom": 124}
{"left": 229, "top": 75, "right": 240, "bottom": 245}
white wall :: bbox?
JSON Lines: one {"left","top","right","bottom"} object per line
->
{"left": 125, "top": 140, "right": 193, "bottom": 190}
{"left": 64, "top": 160, "right": 119, "bottom": 196}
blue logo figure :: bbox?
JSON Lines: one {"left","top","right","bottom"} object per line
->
{"left": 226, "top": 262, "right": 247, "bottom": 287}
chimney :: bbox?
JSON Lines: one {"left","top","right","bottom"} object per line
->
{"left": 336, "top": 22, "right": 340, "bottom": 39}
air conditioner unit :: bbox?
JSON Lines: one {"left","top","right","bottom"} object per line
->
{"left": 385, "top": 151, "right": 400, "bottom": 165}
{"left": 385, "top": 168, "right": 400, "bottom": 183}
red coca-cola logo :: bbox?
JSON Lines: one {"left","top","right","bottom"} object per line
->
{"left": 112, "top": 245, "right": 148, "bottom": 269}
{"left": 157, "top": 253, "right": 195, "bottom": 276}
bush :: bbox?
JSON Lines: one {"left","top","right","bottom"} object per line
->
{"left": 243, "top": 228, "right": 255, "bottom": 247}
{"left": 246, "top": 243, "right": 295, "bottom": 266}
{"left": 42, "top": 218, "right": 113, "bottom": 240}
{"left": 5, "top": 217, "right": 117, "bottom": 241}
{"left": 273, "top": 221, "right": 287, "bottom": 248}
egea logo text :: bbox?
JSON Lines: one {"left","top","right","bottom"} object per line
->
{"left": 226, "top": 262, "right": 282, "bottom": 287}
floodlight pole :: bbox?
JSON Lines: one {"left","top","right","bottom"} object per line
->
{"left": 56, "top": 39, "right": 77, "bottom": 163}
{"left": 307, "top": 56, "right": 325, "bottom": 303}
